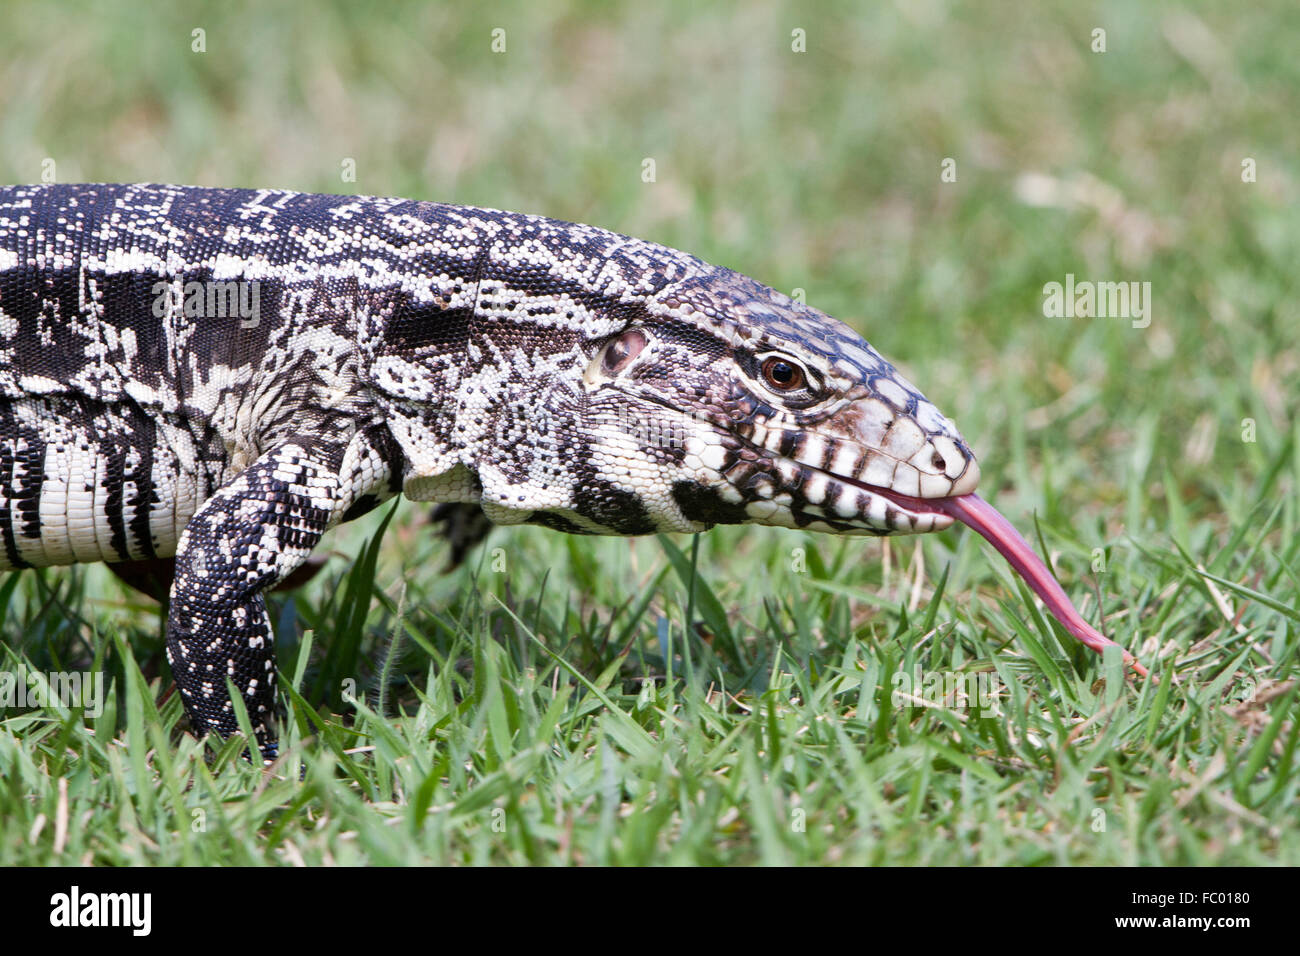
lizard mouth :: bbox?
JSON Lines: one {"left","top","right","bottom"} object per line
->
{"left": 832, "top": 476, "right": 1148, "bottom": 677}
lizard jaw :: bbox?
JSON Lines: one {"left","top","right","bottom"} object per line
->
{"left": 761, "top": 454, "right": 979, "bottom": 535}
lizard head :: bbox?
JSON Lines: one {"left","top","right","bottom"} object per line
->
{"left": 565, "top": 267, "right": 981, "bottom": 536}
{"left": 375, "top": 207, "right": 977, "bottom": 539}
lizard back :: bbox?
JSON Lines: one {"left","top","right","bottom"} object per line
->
{"left": 0, "top": 183, "right": 473, "bottom": 567}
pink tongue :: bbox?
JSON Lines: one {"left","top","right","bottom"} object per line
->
{"left": 927, "top": 493, "right": 1147, "bottom": 677}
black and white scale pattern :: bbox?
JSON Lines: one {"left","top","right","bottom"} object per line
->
{"left": 0, "top": 183, "right": 980, "bottom": 757}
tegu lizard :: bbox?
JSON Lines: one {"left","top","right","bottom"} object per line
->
{"left": 0, "top": 183, "right": 1144, "bottom": 760}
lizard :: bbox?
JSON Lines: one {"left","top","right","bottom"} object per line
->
{"left": 0, "top": 182, "right": 1144, "bottom": 761}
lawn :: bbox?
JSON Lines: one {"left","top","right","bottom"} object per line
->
{"left": 0, "top": 0, "right": 1296, "bottom": 865}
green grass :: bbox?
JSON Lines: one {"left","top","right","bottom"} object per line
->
{"left": 2, "top": 0, "right": 1297, "bottom": 865}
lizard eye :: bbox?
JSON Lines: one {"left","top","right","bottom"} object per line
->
{"left": 601, "top": 329, "right": 648, "bottom": 374}
{"left": 760, "top": 356, "right": 807, "bottom": 392}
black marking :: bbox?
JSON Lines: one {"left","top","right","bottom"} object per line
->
{"left": 526, "top": 511, "right": 587, "bottom": 535}
{"left": 0, "top": 403, "right": 30, "bottom": 568}
{"left": 14, "top": 414, "right": 43, "bottom": 543}
{"left": 126, "top": 410, "right": 160, "bottom": 559}
{"left": 671, "top": 481, "right": 748, "bottom": 526}
{"left": 341, "top": 494, "right": 382, "bottom": 523}
{"left": 100, "top": 420, "right": 131, "bottom": 562}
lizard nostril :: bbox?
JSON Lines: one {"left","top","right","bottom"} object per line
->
{"left": 931, "top": 452, "right": 947, "bottom": 472}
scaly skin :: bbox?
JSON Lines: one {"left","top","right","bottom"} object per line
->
{"left": 0, "top": 183, "right": 1136, "bottom": 760}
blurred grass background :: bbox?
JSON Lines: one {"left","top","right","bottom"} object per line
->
{"left": 1, "top": 0, "right": 1296, "bottom": 865}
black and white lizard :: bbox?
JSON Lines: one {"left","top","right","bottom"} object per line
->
{"left": 0, "top": 183, "right": 1143, "bottom": 760}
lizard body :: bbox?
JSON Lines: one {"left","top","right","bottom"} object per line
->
{"left": 1, "top": 182, "right": 998, "bottom": 757}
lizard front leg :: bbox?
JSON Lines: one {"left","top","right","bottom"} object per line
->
{"left": 165, "top": 436, "right": 378, "bottom": 760}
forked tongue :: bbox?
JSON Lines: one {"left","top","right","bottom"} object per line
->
{"left": 930, "top": 493, "right": 1147, "bottom": 677}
